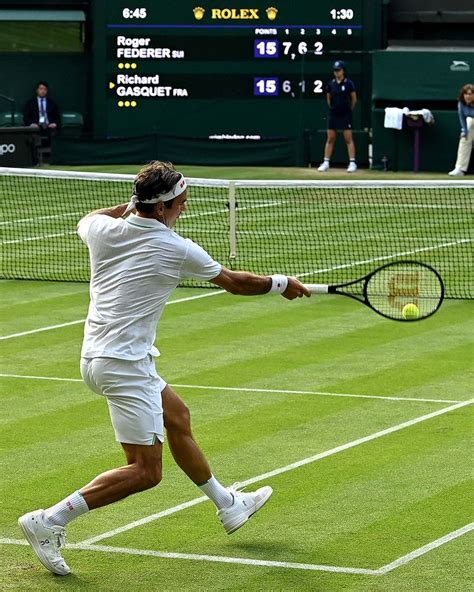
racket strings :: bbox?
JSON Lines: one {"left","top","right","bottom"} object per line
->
{"left": 365, "top": 263, "right": 443, "bottom": 320}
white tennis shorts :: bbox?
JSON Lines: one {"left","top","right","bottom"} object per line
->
{"left": 80, "top": 355, "right": 166, "bottom": 445}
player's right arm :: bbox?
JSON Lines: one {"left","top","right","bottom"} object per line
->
{"left": 76, "top": 204, "right": 130, "bottom": 245}
{"left": 210, "top": 267, "right": 310, "bottom": 300}
{"left": 79, "top": 203, "right": 131, "bottom": 222}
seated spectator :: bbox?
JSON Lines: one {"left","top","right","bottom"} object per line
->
{"left": 23, "top": 81, "right": 60, "bottom": 146}
{"left": 448, "top": 83, "right": 474, "bottom": 176}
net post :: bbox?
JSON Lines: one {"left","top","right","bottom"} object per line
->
{"left": 228, "top": 181, "right": 237, "bottom": 260}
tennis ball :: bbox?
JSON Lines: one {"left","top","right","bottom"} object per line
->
{"left": 402, "top": 303, "right": 420, "bottom": 320}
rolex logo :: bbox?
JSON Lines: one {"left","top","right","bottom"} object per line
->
{"left": 193, "top": 6, "right": 205, "bottom": 20}
{"left": 266, "top": 7, "right": 278, "bottom": 20}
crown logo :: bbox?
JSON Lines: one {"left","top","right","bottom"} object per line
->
{"left": 193, "top": 7, "right": 205, "bottom": 20}
{"left": 266, "top": 7, "right": 278, "bottom": 20}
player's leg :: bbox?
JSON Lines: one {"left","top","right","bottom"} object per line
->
{"left": 449, "top": 117, "right": 473, "bottom": 175}
{"left": 80, "top": 356, "right": 165, "bottom": 508}
{"left": 343, "top": 128, "right": 357, "bottom": 172}
{"left": 81, "top": 440, "right": 163, "bottom": 508}
{"left": 162, "top": 384, "right": 213, "bottom": 484}
{"left": 318, "top": 129, "right": 336, "bottom": 171}
{"left": 18, "top": 356, "right": 164, "bottom": 575}
{"left": 18, "top": 441, "right": 162, "bottom": 576}
{"left": 162, "top": 384, "right": 273, "bottom": 534}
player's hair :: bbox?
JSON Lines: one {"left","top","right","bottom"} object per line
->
{"left": 36, "top": 81, "right": 49, "bottom": 89}
{"left": 458, "top": 83, "right": 473, "bottom": 103}
{"left": 133, "top": 160, "right": 182, "bottom": 213}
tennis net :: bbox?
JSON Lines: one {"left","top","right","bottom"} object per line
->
{"left": 0, "top": 167, "right": 472, "bottom": 299}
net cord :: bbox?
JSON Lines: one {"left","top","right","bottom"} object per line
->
{"left": 1, "top": 167, "right": 474, "bottom": 190}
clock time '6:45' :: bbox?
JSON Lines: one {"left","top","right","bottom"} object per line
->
{"left": 123, "top": 7, "right": 147, "bottom": 19}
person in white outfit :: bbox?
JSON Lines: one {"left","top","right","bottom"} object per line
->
{"left": 18, "top": 161, "right": 311, "bottom": 576}
{"left": 449, "top": 83, "right": 474, "bottom": 176}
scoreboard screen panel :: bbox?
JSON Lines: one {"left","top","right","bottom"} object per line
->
{"left": 93, "top": 1, "right": 376, "bottom": 138}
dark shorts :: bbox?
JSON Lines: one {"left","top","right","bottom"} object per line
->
{"left": 328, "top": 111, "right": 353, "bottom": 130}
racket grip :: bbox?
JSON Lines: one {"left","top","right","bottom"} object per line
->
{"left": 304, "top": 284, "right": 329, "bottom": 294}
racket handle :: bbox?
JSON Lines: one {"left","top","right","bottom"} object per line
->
{"left": 304, "top": 284, "right": 329, "bottom": 294}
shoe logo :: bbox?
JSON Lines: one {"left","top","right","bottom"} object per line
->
{"left": 40, "top": 539, "right": 50, "bottom": 546}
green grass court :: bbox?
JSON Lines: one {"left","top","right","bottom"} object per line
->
{"left": 1, "top": 165, "right": 473, "bottom": 590}
{"left": 1, "top": 280, "right": 473, "bottom": 591}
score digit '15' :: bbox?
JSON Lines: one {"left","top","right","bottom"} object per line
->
{"left": 254, "top": 40, "right": 324, "bottom": 58}
{"left": 254, "top": 78, "right": 324, "bottom": 96}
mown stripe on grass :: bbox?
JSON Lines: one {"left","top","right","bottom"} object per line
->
{"left": 78, "top": 399, "right": 472, "bottom": 546}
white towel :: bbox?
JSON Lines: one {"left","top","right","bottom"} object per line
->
{"left": 406, "top": 109, "right": 434, "bottom": 124}
{"left": 384, "top": 107, "right": 409, "bottom": 130}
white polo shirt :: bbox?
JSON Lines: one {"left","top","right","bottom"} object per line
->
{"left": 77, "top": 213, "right": 222, "bottom": 360}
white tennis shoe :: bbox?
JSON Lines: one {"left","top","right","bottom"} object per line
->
{"left": 18, "top": 510, "right": 70, "bottom": 576}
{"left": 317, "top": 161, "right": 330, "bottom": 172}
{"left": 347, "top": 162, "right": 358, "bottom": 173}
{"left": 448, "top": 167, "right": 464, "bottom": 176}
{"left": 217, "top": 484, "right": 273, "bottom": 534}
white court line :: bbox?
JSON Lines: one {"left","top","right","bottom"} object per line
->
{"left": 1, "top": 230, "right": 77, "bottom": 246}
{"left": 297, "top": 239, "right": 470, "bottom": 279}
{"left": 79, "top": 399, "right": 473, "bottom": 546}
{"left": 2, "top": 522, "right": 473, "bottom": 575}
{"left": 0, "top": 538, "right": 377, "bottom": 575}
{"left": 378, "top": 522, "right": 474, "bottom": 574}
{"left": 0, "top": 374, "right": 83, "bottom": 382}
{"left": 76, "top": 543, "right": 377, "bottom": 574}
{"left": 171, "top": 384, "right": 460, "bottom": 404}
{"left": 0, "top": 319, "right": 86, "bottom": 339}
{"left": 0, "top": 290, "right": 225, "bottom": 340}
{"left": 183, "top": 200, "right": 280, "bottom": 220}
{"left": 0, "top": 374, "right": 460, "bottom": 404}
{"left": 0, "top": 211, "right": 83, "bottom": 226}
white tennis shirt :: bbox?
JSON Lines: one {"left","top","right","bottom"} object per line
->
{"left": 77, "top": 213, "right": 222, "bottom": 360}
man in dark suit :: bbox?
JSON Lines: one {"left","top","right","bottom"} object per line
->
{"left": 23, "top": 82, "right": 60, "bottom": 147}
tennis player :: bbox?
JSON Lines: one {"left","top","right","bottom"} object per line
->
{"left": 18, "top": 161, "right": 310, "bottom": 575}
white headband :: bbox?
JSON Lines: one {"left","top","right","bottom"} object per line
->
{"left": 124, "top": 173, "right": 187, "bottom": 215}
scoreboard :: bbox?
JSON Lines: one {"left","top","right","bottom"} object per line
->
{"left": 91, "top": 1, "right": 381, "bottom": 139}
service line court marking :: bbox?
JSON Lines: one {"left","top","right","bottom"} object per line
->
{"left": 2, "top": 238, "right": 468, "bottom": 341}
{"left": 1, "top": 522, "right": 473, "bottom": 576}
{"left": 0, "top": 290, "right": 225, "bottom": 340}
{"left": 0, "top": 374, "right": 461, "bottom": 404}
{"left": 79, "top": 399, "right": 473, "bottom": 546}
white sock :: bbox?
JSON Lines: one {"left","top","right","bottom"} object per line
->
{"left": 324, "top": 158, "right": 330, "bottom": 162}
{"left": 44, "top": 490, "right": 89, "bottom": 527}
{"left": 198, "top": 475, "right": 233, "bottom": 509}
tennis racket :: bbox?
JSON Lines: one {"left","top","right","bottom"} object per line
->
{"left": 304, "top": 260, "right": 444, "bottom": 321}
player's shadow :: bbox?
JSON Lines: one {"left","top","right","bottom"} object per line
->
{"left": 229, "top": 541, "right": 293, "bottom": 554}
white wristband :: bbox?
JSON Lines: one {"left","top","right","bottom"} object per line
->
{"left": 270, "top": 274, "right": 289, "bottom": 294}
